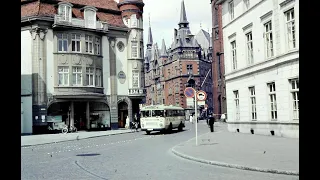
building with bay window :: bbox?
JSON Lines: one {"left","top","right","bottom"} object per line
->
{"left": 21, "top": 0, "right": 146, "bottom": 134}
{"left": 216, "top": 0, "right": 299, "bottom": 138}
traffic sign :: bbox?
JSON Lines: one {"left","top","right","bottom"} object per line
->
{"left": 196, "top": 90, "right": 207, "bottom": 101}
{"left": 184, "top": 87, "right": 195, "bottom": 98}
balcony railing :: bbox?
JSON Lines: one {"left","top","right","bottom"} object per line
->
{"left": 54, "top": 15, "right": 108, "bottom": 31}
{"left": 128, "top": 88, "right": 147, "bottom": 96}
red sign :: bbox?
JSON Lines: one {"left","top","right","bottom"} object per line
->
{"left": 196, "top": 90, "right": 207, "bottom": 101}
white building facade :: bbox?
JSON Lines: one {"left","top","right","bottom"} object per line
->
{"left": 21, "top": 0, "right": 145, "bottom": 134}
{"left": 217, "top": 0, "right": 299, "bottom": 138}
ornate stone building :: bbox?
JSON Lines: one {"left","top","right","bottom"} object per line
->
{"left": 144, "top": 0, "right": 213, "bottom": 116}
{"left": 21, "top": 0, "right": 145, "bottom": 134}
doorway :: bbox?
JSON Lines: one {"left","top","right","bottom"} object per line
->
{"left": 118, "top": 102, "right": 128, "bottom": 128}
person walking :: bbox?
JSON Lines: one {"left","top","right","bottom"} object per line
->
{"left": 208, "top": 114, "right": 215, "bottom": 132}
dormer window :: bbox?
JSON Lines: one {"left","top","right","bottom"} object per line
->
{"left": 84, "top": 6, "right": 97, "bottom": 29}
{"left": 58, "top": 3, "right": 72, "bottom": 22}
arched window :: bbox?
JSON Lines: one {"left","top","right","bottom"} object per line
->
{"left": 84, "top": 7, "right": 97, "bottom": 29}
{"left": 58, "top": 3, "right": 72, "bottom": 22}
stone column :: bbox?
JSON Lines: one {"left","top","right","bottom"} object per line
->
{"left": 30, "top": 27, "right": 48, "bottom": 128}
{"left": 108, "top": 37, "right": 118, "bottom": 129}
{"left": 70, "top": 101, "right": 74, "bottom": 128}
{"left": 86, "top": 101, "right": 90, "bottom": 130}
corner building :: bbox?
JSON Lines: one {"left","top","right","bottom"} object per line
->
{"left": 21, "top": 0, "right": 146, "bottom": 134}
{"left": 217, "top": 0, "right": 299, "bottom": 138}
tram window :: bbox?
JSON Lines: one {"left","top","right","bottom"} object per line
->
{"left": 141, "top": 111, "right": 150, "bottom": 117}
{"left": 152, "top": 110, "right": 164, "bottom": 117}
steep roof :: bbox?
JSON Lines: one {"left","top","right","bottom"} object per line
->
{"left": 21, "top": 0, "right": 126, "bottom": 27}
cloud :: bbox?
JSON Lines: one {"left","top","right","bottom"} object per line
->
{"left": 142, "top": 0, "right": 212, "bottom": 48}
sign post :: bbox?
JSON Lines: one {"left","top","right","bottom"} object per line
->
{"left": 194, "top": 90, "right": 198, "bottom": 146}
{"left": 184, "top": 87, "right": 198, "bottom": 146}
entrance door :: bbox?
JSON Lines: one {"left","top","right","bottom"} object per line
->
{"left": 118, "top": 102, "right": 128, "bottom": 128}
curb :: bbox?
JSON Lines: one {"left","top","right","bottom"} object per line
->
{"left": 21, "top": 130, "right": 134, "bottom": 147}
{"left": 171, "top": 135, "right": 299, "bottom": 176}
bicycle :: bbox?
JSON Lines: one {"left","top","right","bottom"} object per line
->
{"left": 130, "top": 122, "right": 139, "bottom": 132}
{"left": 69, "top": 125, "right": 77, "bottom": 133}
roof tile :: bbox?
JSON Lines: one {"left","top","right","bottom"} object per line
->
{"left": 59, "top": 0, "right": 119, "bottom": 11}
{"left": 21, "top": 1, "right": 126, "bottom": 28}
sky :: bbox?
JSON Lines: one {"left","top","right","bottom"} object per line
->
{"left": 115, "top": 0, "right": 212, "bottom": 50}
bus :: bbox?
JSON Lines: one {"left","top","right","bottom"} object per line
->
{"left": 140, "top": 105, "right": 186, "bottom": 135}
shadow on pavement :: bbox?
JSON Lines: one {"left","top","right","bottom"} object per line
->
{"left": 143, "top": 129, "right": 188, "bottom": 136}
{"left": 76, "top": 153, "right": 101, "bottom": 157}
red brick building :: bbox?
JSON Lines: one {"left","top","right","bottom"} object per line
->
{"left": 144, "top": 1, "right": 213, "bottom": 116}
{"left": 211, "top": 0, "right": 227, "bottom": 117}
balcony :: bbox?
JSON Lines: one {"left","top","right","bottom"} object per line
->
{"left": 128, "top": 88, "right": 147, "bottom": 97}
{"left": 54, "top": 15, "right": 108, "bottom": 31}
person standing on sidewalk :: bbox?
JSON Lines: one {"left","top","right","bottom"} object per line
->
{"left": 208, "top": 114, "right": 215, "bottom": 132}
{"left": 189, "top": 114, "right": 193, "bottom": 124}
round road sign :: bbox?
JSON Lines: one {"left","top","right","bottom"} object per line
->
{"left": 196, "top": 90, "right": 207, "bottom": 101}
{"left": 184, "top": 87, "right": 195, "bottom": 98}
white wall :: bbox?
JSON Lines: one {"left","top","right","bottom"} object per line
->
{"left": 221, "top": 0, "right": 299, "bottom": 138}
{"left": 116, "top": 37, "right": 128, "bottom": 95}
{"left": 21, "top": 30, "right": 32, "bottom": 95}
{"left": 226, "top": 60, "right": 299, "bottom": 123}
{"left": 222, "top": 0, "right": 299, "bottom": 74}
{"left": 46, "top": 29, "right": 54, "bottom": 95}
{"left": 21, "top": 97, "right": 33, "bottom": 134}
{"left": 102, "top": 36, "right": 111, "bottom": 95}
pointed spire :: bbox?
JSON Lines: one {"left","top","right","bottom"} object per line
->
{"left": 147, "top": 14, "right": 153, "bottom": 47}
{"left": 160, "top": 39, "right": 168, "bottom": 57}
{"left": 178, "top": 0, "right": 189, "bottom": 26}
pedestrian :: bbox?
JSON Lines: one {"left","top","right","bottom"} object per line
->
{"left": 189, "top": 114, "right": 193, "bottom": 124}
{"left": 209, "top": 114, "right": 215, "bottom": 132}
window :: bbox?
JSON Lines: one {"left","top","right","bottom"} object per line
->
{"left": 96, "top": 69, "right": 102, "bottom": 87}
{"left": 95, "top": 37, "right": 100, "bottom": 55}
{"left": 140, "top": 42, "right": 143, "bottom": 58}
{"left": 285, "top": 9, "right": 296, "bottom": 50}
{"left": 268, "top": 82, "right": 277, "bottom": 120}
{"left": 84, "top": 9, "right": 96, "bottom": 29}
{"left": 214, "top": 28, "right": 219, "bottom": 40}
{"left": 132, "top": 70, "right": 139, "bottom": 88}
{"left": 244, "top": 0, "right": 250, "bottom": 10}
{"left": 249, "top": 87, "right": 257, "bottom": 120}
{"left": 58, "top": 66, "right": 69, "bottom": 86}
{"left": 175, "top": 82, "right": 179, "bottom": 93}
{"left": 246, "top": 32, "right": 254, "bottom": 64}
{"left": 187, "top": 64, "right": 193, "bottom": 74}
{"left": 290, "top": 79, "right": 299, "bottom": 120}
{"left": 85, "top": 35, "right": 93, "bottom": 54}
{"left": 229, "top": 1, "right": 234, "bottom": 20}
{"left": 264, "top": 21, "right": 274, "bottom": 58}
{"left": 71, "top": 34, "right": 81, "bottom": 52}
{"left": 58, "top": 5, "right": 71, "bottom": 22}
{"left": 86, "top": 67, "right": 94, "bottom": 86}
{"left": 231, "top": 41, "right": 237, "bottom": 70}
{"left": 72, "top": 67, "right": 82, "bottom": 86}
{"left": 132, "top": 41, "right": 138, "bottom": 58}
{"left": 234, "top": 90, "right": 240, "bottom": 120}
{"left": 57, "top": 34, "right": 68, "bottom": 52}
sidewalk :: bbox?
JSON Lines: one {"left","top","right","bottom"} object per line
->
{"left": 172, "top": 123, "right": 299, "bottom": 176}
{"left": 21, "top": 129, "right": 133, "bottom": 147}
